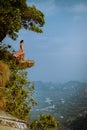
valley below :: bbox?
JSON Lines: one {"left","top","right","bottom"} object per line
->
{"left": 30, "top": 81, "right": 87, "bottom": 130}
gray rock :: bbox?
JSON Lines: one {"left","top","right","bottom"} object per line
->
{"left": 0, "top": 110, "right": 29, "bottom": 130}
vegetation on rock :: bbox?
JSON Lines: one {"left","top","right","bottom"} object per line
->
{"left": 0, "top": 43, "right": 36, "bottom": 120}
{"left": 0, "top": 0, "right": 45, "bottom": 119}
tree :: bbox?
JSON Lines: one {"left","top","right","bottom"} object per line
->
{"left": 0, "top": 0, "right": 45, "bottom": 42}
{"left": 30, "top": 114, "right": 59, "bottom": 130}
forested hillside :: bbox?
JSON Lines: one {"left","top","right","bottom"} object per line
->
{"left": 31, "top": 81, "right": 87, "bottom": 129}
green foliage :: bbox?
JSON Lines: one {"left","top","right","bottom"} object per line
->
{"left": 0, "top": 43, "right": 36, "bottom": 120}
{"left": 30, "top": 114, "right": 59, "bottom": 130}
{"left": 0, "top": 0, "right": 45, "bottom": 41}
{"left": 5, "top": 70, "right": 35, "bottom": 120}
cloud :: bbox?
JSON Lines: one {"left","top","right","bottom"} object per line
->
{"left": 60, "top": 3, "right": 87, "bottom": 22}
{"left": 28, "top": 0, "right": 87, "bottom": 14}
{"left": 66, "top": 4, "right": 87, "bottom": 13}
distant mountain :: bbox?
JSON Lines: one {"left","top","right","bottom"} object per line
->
{"left": 30, "top": 81, "right": 87, "bottom": 126}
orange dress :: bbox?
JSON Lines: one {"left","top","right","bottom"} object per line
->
{"left": 14, "top": 42, "right": 24, "bottom": 58}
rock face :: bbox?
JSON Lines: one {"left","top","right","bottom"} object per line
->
{"left": 12, "top": 57, "right": 35, "bottom": 69}
{"left": 0, "top": 110, "right": 29, "bottom": 130}
{"left": 0, "top": 61, "right": 11, "bottom": 110}
{"left": 18, "top": 59, "right": 35, "bottom": 69}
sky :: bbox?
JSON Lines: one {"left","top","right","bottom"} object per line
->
{"left": 4, "top": 0, "right": 87, "bottom": 83}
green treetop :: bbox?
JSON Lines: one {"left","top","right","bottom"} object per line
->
{"left": 0, "top": 0, "right": 45, "bottom": 42}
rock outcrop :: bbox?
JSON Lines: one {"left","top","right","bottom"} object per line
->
{"left": 17, "top": 58, "right": 35, "bottom": 69}
{"left": 0, "top": 110, "right": 29, "bottom": 130}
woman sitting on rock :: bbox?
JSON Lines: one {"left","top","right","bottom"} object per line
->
{"left": 14, "top": 40, "right": 24, "bottom": 59}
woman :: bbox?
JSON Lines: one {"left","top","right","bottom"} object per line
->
{"left": 14, "top": 40, "right": 24, "bottom": 59}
